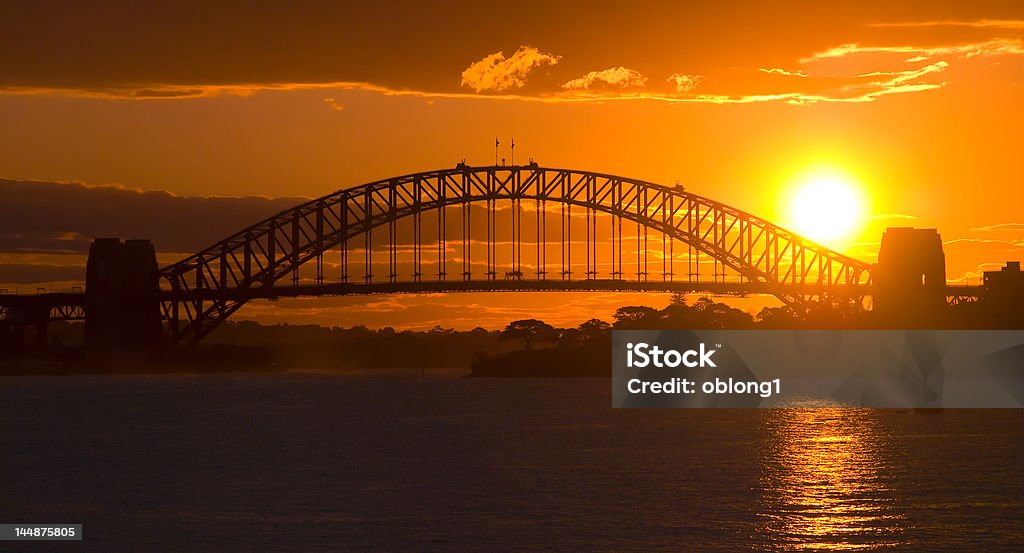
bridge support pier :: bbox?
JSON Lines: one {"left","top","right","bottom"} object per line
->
{"left": 873, "top": 228, "right": 947, "bottom": 324}
{"left": 84, "top": 238, "right": 163, "bottom": 349}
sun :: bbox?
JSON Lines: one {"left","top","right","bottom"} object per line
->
{"left": 787, "top": 169, "right": 864, "bottom": 244}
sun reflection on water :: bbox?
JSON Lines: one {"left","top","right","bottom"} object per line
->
{"left": 756, "top": 408, "right": 908, "bottom": 551}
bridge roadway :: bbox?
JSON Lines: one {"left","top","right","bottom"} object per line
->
{"left": 0, "top": 292, "right": 86, "bottom": 322}
{"left": 163, "top": 278, "right": 871, "bottom": 302}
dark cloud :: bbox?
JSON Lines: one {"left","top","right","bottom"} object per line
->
{"left": 0, "top": 178, "right": 305, "bottom": 253}
{"left": 0, "top": 263, "right": 84, "bottom": 285}
{"left": 0, "top": 177, "right": 633, "bottom": 259}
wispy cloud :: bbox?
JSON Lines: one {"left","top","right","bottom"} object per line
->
{"left": 803, "top": 38, "right": 1024, "bottom": 63}
{"left": 561, "top": 66, "right": 647, "bottom": 90}
{"left": 871, "top": 213, "right": 918, "bottom": 220}
{"left": 970, "top": 223, "right": 1024, "bottom": 232}
{"left": 759, "top": 68, "right": 807, "bottom": 77}
{"left": 0, "top": 76, "right": 948, "bottom": 106}
{"left": 460, "top": 45, "right": 560, "bottom": 92}
{"left": 0, "top": 81, "right": 379, "bottom": 100}
{"left": 943, "top": 237, "right": 1023, "bottom": 248}
{"left": 676, "top": 62, "right": 948, "bottom": 105}
{"left": 867, "top": 19, "right": 1024, "bottom": 30}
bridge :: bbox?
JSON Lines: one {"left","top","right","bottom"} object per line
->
{"left": 0, "top": 164, "right": 986, "bottom": 346}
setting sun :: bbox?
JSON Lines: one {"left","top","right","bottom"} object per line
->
{"left": 788, "top": 169, "right": 864, "bottom": 245}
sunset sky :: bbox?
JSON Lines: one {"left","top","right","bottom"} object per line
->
{"left": 2, "top": 1, "right": 1023, "bottom": 329}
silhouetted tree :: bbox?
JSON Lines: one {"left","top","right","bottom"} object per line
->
{"left": 558, "top": 318, "right": 611, "bottom": 346}
{"left": 660, "top": 302, "right": 698, "bottom": 328}
{"left": 692, "top": 296, "right": 754, "bottom": 328}
{"left": 669, "top": 291, "right": 688, "bottom": 306}
{"left": 558, "top": 327, "right": 583, "bottom": 347}
{"left": 755, "top": 306, "right": 799, "bottom": 328}
{"left": 578, "top": 318, "right": 611, "bottom": 338}
{"left": 499, "top": 319, "right": 558, "bottom": 350}
{"left": 612, "top": 306, "right": 660, "bottom": 328}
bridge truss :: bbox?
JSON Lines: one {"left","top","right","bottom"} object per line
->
{"left": 158, "top": 165, "right": 874, "bottom": 344}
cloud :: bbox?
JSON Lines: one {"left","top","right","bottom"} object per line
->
{"left": 0, "top": 263, "right": 85, "bottom": 285}
{"left": 0, "top": 80, "right": 943, "bottom": 106}
{"left": 871, "top": 213, "right": 918, "bottom": 220}
{"left": 561, "top": 66, "right": 647, "bottom": 90}
{"left": 0, "top": 178, "right": 306, "bottom": 254}
{"left": 680, "top": 60, "right": 949, "bottom": 105}
{"left": 943, "top": 237, "right": 1022, "bottom": 249}
{"left": 666, "top": 73, "right": 705, "bottom": 92}
{"left": 856, "top": 62, "right": 949, "bottom": 81}
{"left": 970, "top": 223, "right": 1024, "bottom": 232}
{"left": 802, "top": 38, "right": 1024, "bottom": 63}
{"left": 676, "top": 61, "right": 948, "bottom": 105}
{"left": 759, "top": 68, "right": 808, "bottom": 77}
{"left": 460, "top": 46, "right": 560, "bottom": 92}
{"left": 851, "top": 60, "right": 950, "bottom": 94}
{"left": 867, "top": 19, "right": 1024, "bottom": 30}
{"left": 0, "top": 81, "right": 379, "bottom": 100}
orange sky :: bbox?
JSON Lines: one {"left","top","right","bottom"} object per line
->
{"left": 1, "top": 2, "right": 1023, "bottom": 329}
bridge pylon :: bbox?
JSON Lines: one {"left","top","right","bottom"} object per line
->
{"left": 873, "top": 227, "right": 947, "bottom": 323}
{"left": 84, "top": 238, "right": 163, "bottom": 349}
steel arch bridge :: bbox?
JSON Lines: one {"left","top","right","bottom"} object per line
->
{"left": 159, "top": 163, "right": 874, "bottom": 344}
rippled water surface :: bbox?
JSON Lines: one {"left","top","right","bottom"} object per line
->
{"left": 1, "top": 375, "right": 1022, "bottom": 551}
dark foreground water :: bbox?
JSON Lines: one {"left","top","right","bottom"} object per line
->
{"left": 1, "top": 374, "right": 1023, "bottom": 552}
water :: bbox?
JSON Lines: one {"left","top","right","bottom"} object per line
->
{"left": 1, "top": 374, "right": 1022, "bottom": 551}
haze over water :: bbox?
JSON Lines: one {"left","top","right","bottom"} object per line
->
{"left": 2, "top": 374, "right": 1022, "bottom": 551}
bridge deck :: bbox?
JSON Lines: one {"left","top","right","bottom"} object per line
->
{"left": 158, "top": 279, "right": 875, "bottom": 302}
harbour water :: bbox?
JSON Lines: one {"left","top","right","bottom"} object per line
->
{"left": 1, "top": 374, "right": 1022, "bottom": 551}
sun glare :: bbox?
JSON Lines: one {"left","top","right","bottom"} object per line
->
{"left": 788, "top": 169, "right": 864, "bottom": 245}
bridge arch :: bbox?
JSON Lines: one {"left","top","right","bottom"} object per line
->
{"left": 159, "top": 165, "right": 873, "bottom": 343}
